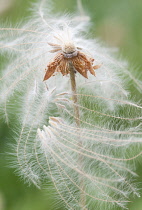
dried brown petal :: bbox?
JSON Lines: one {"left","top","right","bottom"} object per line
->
{"left": 78, "top": 51, "right": 96, "bottom": 76}
{"left": 43, "top": 53, "right": 63, "bottom": 81}
{"left": 88, "top": 65, "right": 96, "bottom": 76}
{"left": 72, "top": 56, "right": 88, "bottom": 78}
{"left": 43, "top": 66, "right": 56, "bottom": 81}
{"left": 57, "top": 59, "right": 69, "bottom": 76}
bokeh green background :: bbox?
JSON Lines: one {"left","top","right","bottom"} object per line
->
{"left": 0, "top": 0, "right": 142, "bottom": 209}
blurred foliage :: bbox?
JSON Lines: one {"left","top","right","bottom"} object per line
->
{"left": 0, "top": 0, "right": 142, "bottom": 209}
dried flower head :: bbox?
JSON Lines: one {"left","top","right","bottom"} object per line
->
{"left": 44, "top": 40, "right": 101, "bottom": 81}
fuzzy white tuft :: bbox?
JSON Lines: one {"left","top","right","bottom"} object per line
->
{"left": 0, "top": 0, "right": 142, "bottom": 209}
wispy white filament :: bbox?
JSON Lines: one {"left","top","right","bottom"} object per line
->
{"left": 0, "top": 0, "right": 142, "bottom": 209}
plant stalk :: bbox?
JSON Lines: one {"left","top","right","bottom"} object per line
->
{"left": 69, "top": 61, "right": 86, "bottom": 209}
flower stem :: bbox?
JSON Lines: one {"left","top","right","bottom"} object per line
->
{"left": 69, "top": 62, "right": 87, "bottom": 209}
